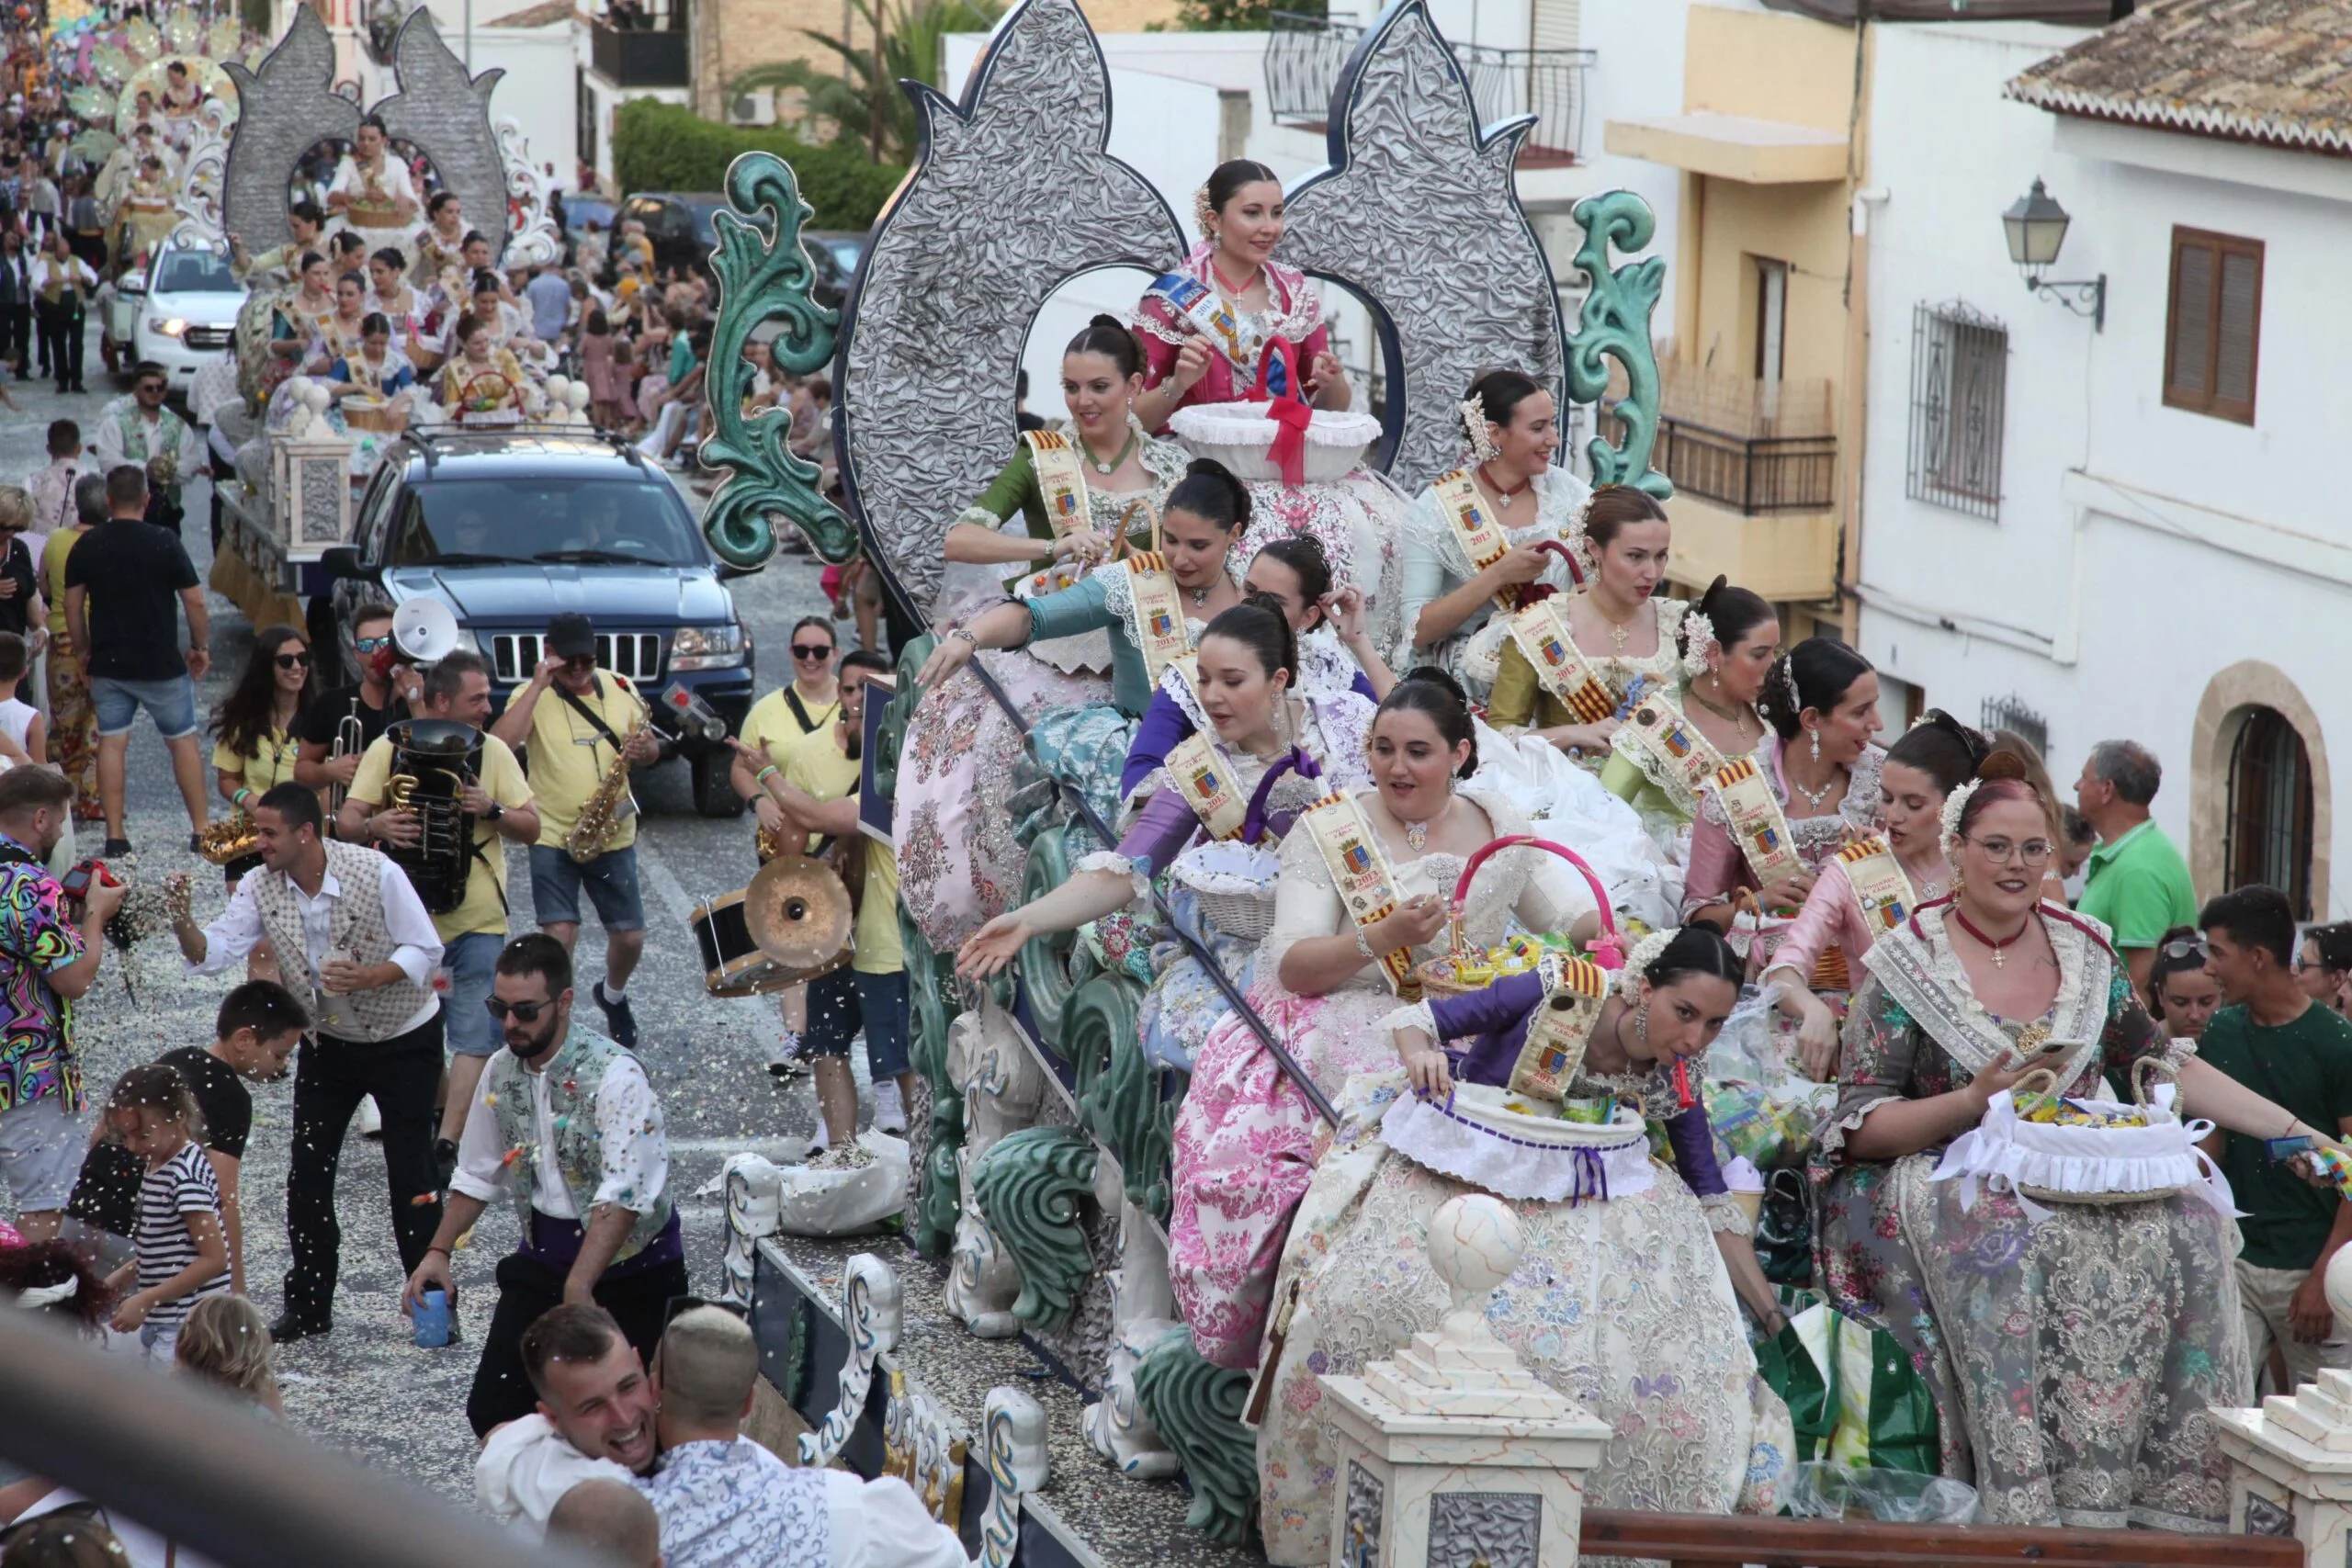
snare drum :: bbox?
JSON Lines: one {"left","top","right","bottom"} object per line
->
{"left": 689, "top": 888, "right": 847, "bottom": 997}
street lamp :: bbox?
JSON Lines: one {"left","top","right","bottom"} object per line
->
{"left": 2002, "top": 178, "right": 2105, "bottom": 331}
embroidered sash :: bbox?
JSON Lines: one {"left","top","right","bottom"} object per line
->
{"left": 1299, "top": 792, "right": 1419, "bottom": 999}
{"left": 1121, "top": 553, "right": 1192, "bottom": 689}
{"left": 1503, "top": 599, "right": 1614, "bottom": 725}
{"left": 1508, "top": 952, "right": 1611, "bottom": 1103}
{"left": 1023, "top": 429, "right": 1091, "bottom": 538}
{"left": 1163, "top": 731, "right": 1249, "bottom": 840}
{"left": 1146, "top": 270, "right": 1250, "bottom": 375}
{"left": 1713, "top": 756, "right": 1804, "bottom": 887}
{"left": 1432, "top": 468, "right": 1531, "bottom": 613}
{"left": 1838, "top": 836, "right": 1917, "bottom": 938}
{"left": 1615, "top": 692, "right": 1727, "bottom": 808}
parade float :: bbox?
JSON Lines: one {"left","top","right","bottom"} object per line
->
{"left": 692, "top": 1, "right": 1708, "bottom": 1562}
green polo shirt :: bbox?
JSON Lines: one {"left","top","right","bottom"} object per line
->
{"left": 2076, "top": 819, "right": 2198, "bottom": 949}
{"left": 2200, "top": 999, "right": 2352, "bottom": 1270}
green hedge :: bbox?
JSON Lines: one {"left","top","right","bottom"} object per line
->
{"left": 611, "top": 100, "right": 906, "bottom": 230}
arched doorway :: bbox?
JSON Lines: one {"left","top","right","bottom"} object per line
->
{"left": 2226, "top": 706, "right": 2315, "bottom": 917}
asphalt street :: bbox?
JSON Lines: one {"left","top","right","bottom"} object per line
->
{"left": 0, "top": 343, "right": 850, "bottom": 1504}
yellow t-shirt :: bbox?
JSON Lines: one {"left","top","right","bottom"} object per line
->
{"left": 211, "top": 726, "right": 300, "bottom": 797}
{"left": 520, "top": 672, "right": 646, "bottom": 851}
{"left": 779, "top": 726, "right": 901, "bottom": 975}
{"left": 348, "top": 730, "right": 534, "bottom": 940}
{"left": 741, "top": 684, "right": 841, "bottom": 767}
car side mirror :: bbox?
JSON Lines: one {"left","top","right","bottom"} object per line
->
{"left": 321, "top": 546, "right": 373, "bottom": 581}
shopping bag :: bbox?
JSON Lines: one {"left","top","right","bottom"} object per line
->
{"left": 1752, "top": 1292, "right": 1939, "bottom": 1476}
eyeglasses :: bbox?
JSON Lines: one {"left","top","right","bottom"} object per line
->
{"left": 136, "top": 382, "right": 164, "bottom": 395}
{"left": 274, "top": 651, "right": 311, "bottom": 670}
{"left": 560, "top": 652, "right": 597, "bottom": 668}
{"left": 2162, "top": 937, "right": 2209, "bottom": 962}
{"left": 483, "top": 996, "right": 554, "bottom": 1022}
{"left": 354, "top": 634, "right": 391, "bottom": 654}
{"left": 1964, "top": 836, "right": 2054, "bottom": 867}
{"left": 791, "top": 643, "right": 833, "bottom": 661}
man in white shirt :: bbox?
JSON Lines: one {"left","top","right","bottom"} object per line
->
{"left": 167, "top": 782, "right": 446, "bottom": 1343}
{"left": 403, "top": 933, "right": 686, "bottom": 1438}
{"left": 90, "top": 364, "right": 203, "bottom": 530}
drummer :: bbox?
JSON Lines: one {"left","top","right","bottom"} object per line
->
{"left": 336, "top": 649, "right": 538, "bottom": 1183}
{"left": 729, "top": 649, "right": 906, "bottom": 1150}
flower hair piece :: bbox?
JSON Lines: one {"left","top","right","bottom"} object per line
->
{"left": 1680, "top": 611, "right": 1717, "bottom": 680}
{"left": 1939, "top": 776, "right": 1984, "bottom": 862}
{"left": 1459, "top": 399, "right": 1499, "bottom": 465}
{"left": 1192, "top": 184, "right": 1216, "bottom": 241}
{"left": 1617, "top": 926, "right": 1678, "bottom": 1000}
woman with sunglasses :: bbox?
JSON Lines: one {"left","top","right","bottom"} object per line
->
{"left": 2297, "top": 923, "right": 2352, "bottom": 1021}
{"left": 1815, "top": 756, "right": 2328, "bottom": 1528}
{"left": 2148, "top": 926, "right": 2222, "bottom": 1041}
{"left": 209, "top": 626, "right": 313, "bottom": 979}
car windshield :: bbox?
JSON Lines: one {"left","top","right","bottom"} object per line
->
{"left": 687, "top": 203, "right": 722, "bottom": 244}
{"left": 822, "top": 238, "right": 862, "bottom": 271}
{"left": 567, "top": 199, "right": 616, "bottom": 231}
{"left": 388, "top": 475, "right": 706, "bottom": 568}
{"left": 155, "top": 250, "right": 236, "bottom": 293}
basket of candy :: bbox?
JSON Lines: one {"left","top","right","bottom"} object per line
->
{"left": 1929, "top": 1055, "right": 2225, "bottom": 1215}
{"left": 1413, "top": 834, "right": 1623, "bottom": 999}
{"left": 1167, "top": 747, "right": 1320, "bottom": 942}
{"left": 1381, "top": 1081, "right": 1656, "bottom": 1202}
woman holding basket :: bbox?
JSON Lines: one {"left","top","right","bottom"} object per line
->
{"left": 1816, "top": 756, "right": 2330, "bottom": 1529}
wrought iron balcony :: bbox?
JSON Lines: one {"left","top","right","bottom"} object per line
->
{"left": 1653, "top": 417, "right": 1837, "bottom": 514}
{"left": 590, "top": 5, "right": 691, "bottom": 88}
{"left": 1266, "top": 11, "right": 1594, "bottom": 165}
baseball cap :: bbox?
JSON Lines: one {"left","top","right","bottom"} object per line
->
{"left": 547, "top": 613, "right": 595, "bottom": 660}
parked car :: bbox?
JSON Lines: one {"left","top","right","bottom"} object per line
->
{"left": 320, "top": 428, "right": 757, "bottom": 816}
{"left": 562, "top": 194, "right": 617, "bottom": 268}
{"left": 107, "top": 243, "right": 244, "bottom": 401}
{"left": 616, "top": 191, "right": 728, "bottom": 277}
{"left": 803, "top": 229, "right": 868, "bottom": 309}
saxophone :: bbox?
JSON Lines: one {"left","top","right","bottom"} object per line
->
{"left": 567, "top": 713, "right": 653, "bottom": 864}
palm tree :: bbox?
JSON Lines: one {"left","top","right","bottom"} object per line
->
{"left": 730, "top": 0, "right": 1005, "bottom": 165}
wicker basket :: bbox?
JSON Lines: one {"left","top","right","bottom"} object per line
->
{"left": 342, "top": 396, "right": 406, "bottom": 434}
{"left": 1166, "top": 400, "right": 1381, "bottom": 484}
{"left": 1167, "top": 746, "right": 1323, "bottom": 943}
{"left": 1413, "top": 834, "right": 1622, "bottom": 998}
{"left": 1934, "top": 1054, "right": 2207, "bottom": 1210}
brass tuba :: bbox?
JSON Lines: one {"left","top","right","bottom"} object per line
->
{"left": 382, "top": 718, "right": 481, "bottom": 914}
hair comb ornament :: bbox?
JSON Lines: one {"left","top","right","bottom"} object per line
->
{"left": 1458, "top": 398, "right": 1499, "bottom": 465}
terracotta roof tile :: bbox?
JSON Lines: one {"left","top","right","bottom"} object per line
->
{"left": 2006, "top": 0, "right": 2352, "bottom": 156}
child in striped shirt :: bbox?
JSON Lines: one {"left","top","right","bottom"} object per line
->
{"left": 101, "top": 1063, "right": 230, "bottom": 1360}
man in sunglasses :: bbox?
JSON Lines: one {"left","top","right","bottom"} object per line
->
{"left": 169, "top": 783, "right": 447, "bottom": 1343}
{"left": 404, "top": 931, "right": 684, "bottom": 1437}
{"left": 292, "top": 602, "right": 424, "bottom": 811}
{"left": 89, "top": 361, "right": 201, "bottom": 536}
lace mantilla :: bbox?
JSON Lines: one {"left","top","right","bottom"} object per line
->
{"left": 1294, "top": 626, "right": 1368, "bottom": 702}
{"left": 1130, "top": 243, "right": 1326, "bottom": 374}
{"left": 1860, "top": 901, "right": 2117, "bottom": 1087}
{"left": 1698, "top": 734, "right": 1887, "bottom": 866}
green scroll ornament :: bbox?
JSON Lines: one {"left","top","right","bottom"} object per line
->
{"left": 700, "top": 151, "right": 858, "bottom": 568}
{"left": 1131, "top": 1326, "right": 1257, "bottom": 1545}
{"left": 902, "top": 908, "right": 966, "bottom": 1258}
{"left": 1068, "top": 973, "right": 1175, "bottom": 1226}
{"left": 1564, "top": 189, "right": 1672, "bottom": 500}
{"left": 1016, "top": 827, "right": 1081, "bottom": 1048}
{"left": 969, "top": 1125, "right": 1098, "bottom": 1333}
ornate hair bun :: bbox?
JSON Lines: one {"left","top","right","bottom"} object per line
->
{"left": 1458, "top": 398, "right": 1499, "bottom": 465}
{"left": 1679, "top": 612, "right": 1717, "bottom": 680}
{"left": 1617, "top": 926, "right": 1679, "bottom": 999}
{"left": 1192, "top": 184, "right": 1216, "bottom": 239}
{"left": 1979, "top": 750, "right": 2030, "bottom": 784}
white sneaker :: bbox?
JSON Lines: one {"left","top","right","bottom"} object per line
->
{"left": 808, "top": 1105, "right": 831, "bottom": 1152}
{"left": 358, "top": 1095, "right": 383, "bottom": 1140}
{"left": 872, "top": 1081, "right": 907, "bottom": 1134}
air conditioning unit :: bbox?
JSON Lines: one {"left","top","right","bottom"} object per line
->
{"left": 728, "top": 88, "right": 776, "bottom": 126}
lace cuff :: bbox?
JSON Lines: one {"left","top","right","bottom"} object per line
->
{"left": 1815, "top": 1093, "right": 1904, "bottom": 1164}
{"left": 1129, "top": 309, "right": 1188, "bottom": 347}
{"left": 1074, "top": 849, "right": 1153, "bottom": 911}
{"left": 1700, "top": 1190, "right": 1754, "bottom": 1237}
{"left": 1377, "top": 1001, "right": 1439, "bottom": 1065}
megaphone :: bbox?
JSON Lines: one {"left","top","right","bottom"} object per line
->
{"left": 391, "top": 598, "right": 463, "bottom": 665}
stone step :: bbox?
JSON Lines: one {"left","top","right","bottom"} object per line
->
{"left": 751, "top": 1230, "right": 1272, "bottom": 1568}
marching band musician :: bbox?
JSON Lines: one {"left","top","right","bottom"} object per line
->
{"left": 167, "top": 783, "right": 446, "bottom": 1345}
{"left": 293, "top": 603, "right": 424, "bottom": 817}
{"left": 489, "top": 614, "right": 660, "bottom": 1050}
{"left": 338, "top": 649, "right": 538, "bottom": 1183}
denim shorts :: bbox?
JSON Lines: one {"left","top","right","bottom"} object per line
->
{"left": 800, "top": 965, "right": 911, "bottom": 1081}
{"left": 91, "top": 674, "right": 198, "bottom": 739}
{"left": 0, "top": 1090, "right": 85, "bottom": 1213}
{"left": 440, "top": 931, "right": 505, "bottom": 1057}
{"left": 527, "top": 842, "right": 646, "bottom": 931}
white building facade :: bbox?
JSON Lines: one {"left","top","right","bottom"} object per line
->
{"left": 1850, "top": 5, "right": 2350, "bottom": 919}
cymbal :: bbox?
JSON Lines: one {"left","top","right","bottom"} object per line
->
{"left": 744, "top": 853, "right": 854, "bottom": 969}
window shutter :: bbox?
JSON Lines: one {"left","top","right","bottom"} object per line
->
{"left": 2215, "top": 249, "right": 2260, "bottom": 409}
{"left": 2167, "top": 239, "right": 2211, "bottom": 399}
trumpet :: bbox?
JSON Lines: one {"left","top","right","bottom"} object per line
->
{"left": 325, "top": 708, "right": 367, "bottom": 818}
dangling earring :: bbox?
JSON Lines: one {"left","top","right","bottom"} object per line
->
{"left": 1634, "top": 1004, "right": 1650, "bottom": 1043}
{"left": 1809, "top": 727, "right": 1821, "bottom": 761}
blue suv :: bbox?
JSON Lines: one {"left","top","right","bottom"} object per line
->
{"left": 321, "top": 429, "right": 755, "bottom": 816}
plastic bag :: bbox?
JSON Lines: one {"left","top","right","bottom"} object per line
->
{"left": 774, "top": 1133, "right": 911, "bottom": 1236}
{"left": 1752, "top": 1293, "right": 1939, "bottom": 1476}
{"left": 1785, "top": 1461, "right": 1977, "bottom": 1524}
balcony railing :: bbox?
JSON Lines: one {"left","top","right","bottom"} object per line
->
{"left": 590, "top": 9, "right": 690, "bottom": 88}
{"left": 1266, "top": 11, "right": 1594, "bottom": 164}
{"left": 1653, "top": 416, "right": 1837, "bottom": 514}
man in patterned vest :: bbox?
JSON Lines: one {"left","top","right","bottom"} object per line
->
{"left": 169, "top": 781, "right": 446, "bottom": 1342}
{"left": 404, "top": 931, "right": 684, "bottom": 1438}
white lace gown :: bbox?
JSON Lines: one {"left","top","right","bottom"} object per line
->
{"left": 1390, "top": 465, "right": 1592, "bottom": 694}
{"left": 1256, "top": 1064, "right": 1792, "bottom": 1565}
{"left": 1166, "top": 791, "right": 1596, "bottom": 1370}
